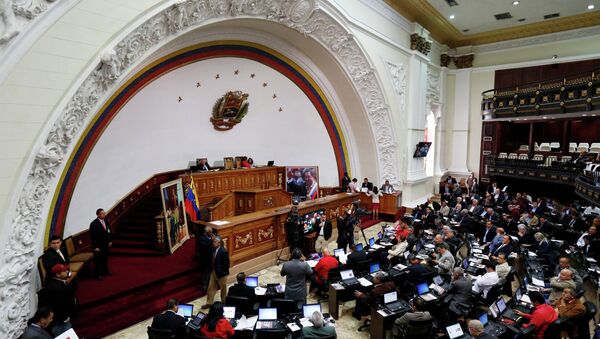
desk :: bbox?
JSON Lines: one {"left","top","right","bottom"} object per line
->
{"left": 370, "top": 304, "right": 408, "bottom": 339}
{"left": 359, "top": 192, "right": 402, "bottom": 216}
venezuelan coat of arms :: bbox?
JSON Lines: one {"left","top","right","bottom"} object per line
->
{"left": 210, "top": 91, "right": 250, "bottom": 130}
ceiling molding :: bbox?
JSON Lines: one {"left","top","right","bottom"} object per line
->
{"left": 385, "top": 0, "right": 600, "bottom": 48}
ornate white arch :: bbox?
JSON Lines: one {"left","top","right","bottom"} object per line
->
{"left": 0, "top": 0, "right": 399, "bottom": 336}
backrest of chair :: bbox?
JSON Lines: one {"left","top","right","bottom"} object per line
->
{"left": 544, "top": 318, "right": 568, "bottom": 339}
{"left": 569, "top": 142, "right": 578, "bottom": 148}
{"left": 519, "top": 145, "right": 529, "bottom": 151}
{"left": 533, "top": 154, "right": 544, "bottom": 161}
{"left": 225, "top": 295, "right": 249, "bottom": 308}
{"left": 540, "top": 143, "right": 551, "bottom": 151}
{"left": 550, "top": 142, "right": 560, "bottom": 149}
{"left": 356, "top": 260, "right": 371, "bottom": 275}
{"left": 518, "top": 154, "right": 529, "bottom": 160}
{"left": 499, "top": 153, "right": 508, "bottom": 158}
{"left": 256, "top": 328, "right": 289, "bottom": 339}
{"left": 579, "top": 142, "right": 590, "bottom": 148}
{"left": 268, "top": 298, "right": 297, "bottom": 316}
{"left": 561, "top": 156, "right": 572, "bottom": 162}
{"left": 545, "top": 156, "right": 557, "bottom": 166}
{"left": 484, "top": 284, "right": 503, "bottom": 304}
{"left": 65, "top": 237, "right": 76, "bottom": 256}
{"left": 38, "top": 256, "right": 46, "bottom": 283}
{"left": 405, "top": 318, "right": 434, "bottom": 339}
{"left": 147, "top": 326, "right": 175, "bottom": 339}
{"left": 584, "top": 301, "right": 597, "bottom": 321}
{"left": 508, "top": 153, "right": 518, "bottom": 159}
{"left": 327, "top": 266, "right": 342, "bottom": 281}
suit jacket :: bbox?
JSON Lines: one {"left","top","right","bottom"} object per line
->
{"left": 482, "top": 227, "right": 497, "bottom": 244}
{"left": 445, "top": 277, "right": 473, "bottom": 314}
{"left": 89, "top": 218, "right": 111, "bottom": 250}
{"left": 42, "top": 248, "right": 70, "bottom": 278}
{"left": 211, "top": 247, "right": 230, "bottom": 278}
{"left": 301, "top": 324, "right": 337, "bottom": 338}
{"left": 549, "top": 277, "right": 576, "bottom": 302}
{"left": 151, "top": 310, "right": 187, "bottom": 339}
{"left": 281, "top": 259, "right": 312, "bottom": 301}
{"left": 228, "top": 283, "right": 256, "bottom": 304}
{"left": 45, "top": 278, "right": 77, "bottom": 323}
{"left": 491, "top": 243, "right": 514, "bottom": 257}
{"left": 315, "top": 220, "right": 332, "bottom": 241}
{"left": 394, "top": 311, "right": 433, "bottom": 328}
{"left": 408, "top": 264, "right": 433, "bottom": 282}
{"left": 362, "top": 281, "right": 396, "bottom": 305}
{"left": 346, "top": 250, "right": 367, "bottom": 270}
{"left": 20, "top": 325, "right": 52, "bottom": 339}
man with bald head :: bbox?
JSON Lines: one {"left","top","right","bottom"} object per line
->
{"left": 549, "top": 269, "right": 576, "bottom": 303}
{"left": 468, "top": 319, "right": 498, "bottom": 339}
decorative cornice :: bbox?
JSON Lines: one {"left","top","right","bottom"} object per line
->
{"left": 0, "top": 0, "right": 59, "bottom": 46}
{"left": 453, "top": 54, "right": 474, "bottom": 69}
{"left": 0, "top": 1, "right": 399, "bottom": 337}
{"left": 410, "top": 33, "right": 431, "bottom": 56}
{"left": 357, "top": 0, "right": 411, "bottom": 33}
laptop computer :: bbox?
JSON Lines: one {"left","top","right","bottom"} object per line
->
{"left": 302, "top": 304, "right": 322, "bottom": 318}
{"left": 479, "top": 312, "right": 506, "bottom": 336}
{"left": 416, "top": 282, "right": 438, "bottom": 301}
{"left": 495, "top": 297, "right": 521, "bottom": 322}
{"left": 369, "top": 237, "right": 375, "bottom": 247}
{"left": 187, "top": 312, "right": 206, "bottom": 330}
{"left": 223, "top": 306, "right": 236, "bottom": 319}
{"left": 446, "top": 323, "right": 467, "bottom": 339}
{"left": 378, "top": 232, "right": 383, "bottom": 240}
{"left": 355, "top": 243, "right": 364, "bottom": 252}
{"left": 383, "top": 291, "right": 406, "bottom": 312}
{"left": 370, "top": 263, "right": 381, "bottom": 274}
{"left": 177, "top": 303, "right": 194, "bottom": 319}
{"left": 267, "top": 160, "right": 275, "bottom": 166}
{"left": 433, "top": 275, "right": 444, "bottom": 286}
{"left": 513, "top": 289, "right": 534, "bottom": 314}
{"left": 333, "top": 248, "right": 345, "bottom": 257}
{"left": 257, "top": 308, "right": 278, "bottom": 329}
{"left": 340, "top": 269, "right": 359, "bottom": 286}
{"left": 245, "top": 276, "right": 259, "bottom": 288}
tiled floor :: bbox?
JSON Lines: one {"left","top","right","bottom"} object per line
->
{"left": 106, "top": 222, "right": 386, "bottom": 339}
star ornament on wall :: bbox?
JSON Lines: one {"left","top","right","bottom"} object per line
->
{"left": 196, "top": 82, "right": 201, "bottom": 87}
{"left": 215, "top": 74, "right": 220, "bottom": 79}
{"left": 177, "top": 96, "right": 183, "bottom": 102}
{"left": 234, "top": 69, "right": 239, "bottom": 75}
{"left": 272, "top": 93, "right": 277, "bottom": 99}
{"left": 250, "top": 73, "right": 256, "bottom": 78}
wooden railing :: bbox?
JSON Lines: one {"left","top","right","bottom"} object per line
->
{"left": 208, "top": 194, "right": 234, "bottom": 221}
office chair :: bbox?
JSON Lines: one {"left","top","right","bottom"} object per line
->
{"left": 395, "top": 318, "right": 434, "bottom": 339}
{"left": 253, "top": 328, "right": 290, "bottom": 339}
{"left": 543, "top": 318, "right": 569, "bottom": 339}
{"left": 225, "top": 295, "right": 259, "bottom": 315}
{"left": 356, "top": 260, "right": 371, "bottom": 276}
{"left": 147, "top": 326, "right": 175, "bottom": 339}
{"left": 575, "top": 301, "right": 597, "bottom": 339}
{"left": 514, "top": 324, "right": 536, "bottom": 339}
{"left": 267, "top": 298, "right": 298, "bottom": 316}
{"left": 476, "top": 283, "right": 503, "bottom": 308}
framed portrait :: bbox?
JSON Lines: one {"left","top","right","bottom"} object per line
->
{"left": 160, "top": 178, "right": 190, "bottom": 253}
{"left": 234, "top": 156, "right": 245, "bottom": 168}
{"left": 224, "top": 157, "right": 234, "bottom": 170}
{"left": 285, "top": 166, "right": 319, "bottom": 201}
{"left": 196, "top": 158, "right": 208, "bottom": 167}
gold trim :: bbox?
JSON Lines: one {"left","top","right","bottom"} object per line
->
{"left": 386, "top": 0, "right": 600, "bottom": 47}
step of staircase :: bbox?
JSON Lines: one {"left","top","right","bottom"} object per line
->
{"left": 110, "top": 247, "right": 165, "bottom": 257}
{"left": 111, "top": 238, "right": 155, "bottom": 249}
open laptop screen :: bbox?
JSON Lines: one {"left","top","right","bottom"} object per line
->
{"left": 370, "top": 263, "right": 380, "bottom": 273}
{"left": 496, "top": 297, "right": 507, "bottom": 314}
{"left": 340, "top": 270, "right": 355, "bottom": 280}
{"left": 369, "top": 237, "right": 375, "bottom": 246}
{"left": 446, "top": 323, "right": 464, "bottom": 339}
{"left": 245, "top": 276, "right": 258, "bottom": 287}
{"left": 333, "top": 248, "right": 345, "bottom": 257}
{"left": 384, "top": 291, "right": 397, "bottom": 304}
{"left": 223, "top": 306, "right": 236, "bottom": 319}
{"left": 479, "top": 312, "right": 488, "bottom": 326}
{"left": 178, "top": 304, "right": 193, "bottom": 318}
{"left": 355, "top": 243, "right": 364, "bottom": 252}
{"left": 258, "top": 308, "right": 277, "bottom": 320}
{"left": 433, "top": 275, "right": 443, "bottom": 286}
{"left": 302, "top": 304, "right": 322, "bottom": 318}
{"left": 416, "top": 282, "right": 430, "bottom": 295}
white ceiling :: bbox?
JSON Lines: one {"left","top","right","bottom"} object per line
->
{"left": 428, "top": 0, "right": 599, "bottom": 35}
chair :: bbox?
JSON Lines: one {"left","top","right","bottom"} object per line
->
{"left": 514, "top": 324, "right": 536, "bottom": 339}
{"left": 404, "top": 318, "right": 434, "bottom": 339}
{"left": 550, "top": 142, "right": 560, "bottom": 150}
{"left": 518, "top": 145, "right": 529, "bottom": 151}
{"left": 65, "top": 236, "right": 93, "bottom": 264}
{"left": 147, "top": 327, "right": 175, "bottom": 339}
{"left": 498, "top": 153, "right": 508, "bottom": 158}
{"left": 267, "top": 298, "right": 299, "bottom": 316}
{"left": 508, "top": 153, "right": 518, "bottom": 159}
{"left": 534, "top": 142, "right": 540, "bottom": 151}
{"left": 539, "top": 143, "right": 551, "bottom": 152}
{"left": 532, "top": 154, "right": 544, "bottom": 162}
{"left": 543, "top": 318, "right": 569, "bottom": 339}
{"left": 561, "top": 156, "right": 572, "bottom": 163}
{"left": 576, "top": 301, "right": 597, "bottom": 339}
{"left": 225, "top": 295, "right": 258, "bottom": 316}
{"left": 38, "top": 256, "right": 47, "bottom": 284}
{"left": 569, "top": 142, "right": 577, "bottom": 152}
{"left": 545, "top": 155, "right": 557, "bottom": 167}
{"left": 578, "top": 143, "right": 590, "bottom": 152}
{"left": 518, "top": 153, "right": 529, "bottom": 160}
{"left": 253, "top": 328, "right": 290, "bottom": 339}
{"left": 591, "top": 143, "right": 600, "bottom": 153}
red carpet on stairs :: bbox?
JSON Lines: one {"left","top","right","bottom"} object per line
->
{"left": 359, "top": 216, "right": 383, "bottom": 229}
{"left": 72, "top": 240, "right": 204, "bottom": 339}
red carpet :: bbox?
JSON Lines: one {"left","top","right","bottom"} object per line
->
{"left": 72, "top": 240, "right": 205, "bottom": 338}
{"left": 360, "top": 217, "right": 383, "bottom": 229}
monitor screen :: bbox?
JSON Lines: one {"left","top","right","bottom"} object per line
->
{"left": 416, "top": 282, "right": 430, "bottom": 295}
{"left": 245, "top": 276, "right": 258, "bottom": 287}
{"left": 384, "top": 291, "right": 397, "bottom": 304}
{"left": 378, "top": 232, "right": 383, "bottom": 239}
{"left": 496, "top": 297, "right": 507, "bottom": 314}
{"left": 302, "top": 304, "right": 322, "bottom": 318}
{"left": 309, "top": 253, "right": 320, "bottom": 260}
{"left": 479, "top": 313, "right": 488, "bottom": 326}
{"left": 340, "top": 270, "right": 354, "bottom": 280}
{"left": 515, "top": 288, "right": 522, "bottom": 302}
{"left": 403, "top": 251, "right": 410, "bottom": 259}
{"left": 369, "top": 237, "right": 375, "bottom": 246}
{"left": 223, "top": 306, "right": 236, "bottom": 319}
{"left": 433, "top": 275, "right": 443, "bottom": 286}
{"left": 355, "top": 243, "right": 364, "bottom": 252}
{"left": 333, "top": 248, "right": 345, "bottom": 257}
{"left": 370, "top": 263, "right": 380, "bottom": 273}
{"left": 446, "top": 324, "right": 464, "bottom": 339}
{"left": 258, "top": 308, "right": 277, "bottom": 320}
{"left": 413, "top": 142, "right": 432, "bottom": 158}
{"left": 301, "top": 209, "right": 325, "bottom": 233}
{"left": 178, "top": 304, "right": 193, "bottom": 318}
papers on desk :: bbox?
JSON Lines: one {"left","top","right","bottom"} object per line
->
{"left": 586, "top": 257, "right": 598, "bottom": 264}
{"left": 377, "top": 309, "right": 389, "bottom": 317}
{"left": 371, "top": 244, "right": 384, "bottom": 249}
{"left": 55, "top": 328, "right": 79, "bottom": 339}
{"left": 527, "top": 251, "right": 537, "bottom": 257}
{"left": 306, "top": 259, "right": 319, "bottom": 268}
{"left": 520, "top": 294, "right": 531, "bottom": 304}
{"left": 299, "top": 318, "right": 313, "bottom": 328}
{"left": 287, "top": 323, "right": 301, "bottom": 332}
{"left": 210, "top": 220, "right": 230, "bottom": 226}
{"left": 358, "top": 277, "right": 373, "bottom": 287}
{"left": 255, "top": 287, "right": 267, "bottom": 296}
{"left": 425, "top": 243, "right": 435, "bottom": 249}
{"left": 331, "top": 283, "right": 344, "bottom": 290}
{"left": 394, "top": 263, "right": 407, "bottom": 271}
{"left": 235, "top": 315, "right": 258, "bottom": 330}
{"left": 531, "top": 277, "right": 545, "bottom": 287}
{"left": 338, "top": 253, "right": 348, "bottom": 265}
{"left": 472, "top": 248, "right": 483, "bottom": 254}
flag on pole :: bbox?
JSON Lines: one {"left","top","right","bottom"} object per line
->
{"left": 184, "top": 176, "right": 201, "bottom": 220}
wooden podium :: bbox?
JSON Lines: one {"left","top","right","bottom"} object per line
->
{"left": 359, "top": 191, "right": 402, "bottom": 216}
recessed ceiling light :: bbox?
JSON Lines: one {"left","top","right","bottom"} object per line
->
{"left": 518, "top": 18, "right": 526, "bottom": 22}
{"left": 512, "top": 1, "right": 520, "bottom": 5}
{"left": 588, "top": 4, "right": 595, "bottom": 10}
{"left": 449, "top": 14, "right": 455, "bottom": 19}
{"left": 463, "top": 29, "right": 470, "bottom": 32}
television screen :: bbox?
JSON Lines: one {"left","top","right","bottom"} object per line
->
{"left": 285, "top": 166, "right": 319, "bottom": 200}
{"left": 302, "top": 209, "right": 324, "bottom": 233}
{"left": 413, "top": 142, "right": 432, "bottom": 157}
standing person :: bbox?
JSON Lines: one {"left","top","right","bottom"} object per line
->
{"left": 198, "top": 226, "right": 214, "bottom": 290}
{"left": 202, "top": 237, "right": 230, "bottom": 309}
{"left": 366, "top": 187, "right": 383, "bottom": 220}
{"left": 314, "top": 214, "right": 332, "bottom": 253}
{"left": 336, "top": 214, "right": 348, "bottom": 251}
{"left": 21, "top": 307, "right": 54, "bottom": 339}
{"left": 89, "top": 208, "right": 111, "bottom": 280}
{"left": 341, "top": 172, "right": 351, "bottom": 191}
{"left": 281, "top": 248, "right": 312, "bottom": 304}
{"left": 199, "top": 302, "right": 235, "bottom": 339}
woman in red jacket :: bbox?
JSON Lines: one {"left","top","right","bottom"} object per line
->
{"left": 199, "top": 302, "right": 235, "bottom": 339}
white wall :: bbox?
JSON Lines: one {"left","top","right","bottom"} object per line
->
{"left": 64, "top": 57, "right": 337, "bottom": 235}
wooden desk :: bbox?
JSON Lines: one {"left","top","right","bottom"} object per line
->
{"left": 205, "top": 193, "right": 358, "bottom": 266}
{"left": 370, "top": 306, "right": 406, "bottom": 339}
{"left": 359, "top": 192, "right": 402, "bottom": 216}
{"left": 233, "top": 188, "right": 291, "bottom": 214}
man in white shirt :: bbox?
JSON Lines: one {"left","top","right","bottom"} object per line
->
{"left": 472, "top": 261, "right": 499, "bottom": 298}
{"left": 494, "top": 253, "right": 510, "bottom": 280}
{"left": 584, "top": 205, "right": 600, "bottom": 216}
{"left": 577, "top": 225, "right": 597, "bottom": 248}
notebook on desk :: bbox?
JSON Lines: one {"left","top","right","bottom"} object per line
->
{"left": 256, "top": 308, "right": 278, "bottom": 329}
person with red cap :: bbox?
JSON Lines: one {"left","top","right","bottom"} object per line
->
{"left": 44, "top": 264, "right": 77, "bottom": 336}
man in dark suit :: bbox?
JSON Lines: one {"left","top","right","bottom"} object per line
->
{"left": 353, "top": 272, "right": 395, "bottom": 319}
{"left": 346, "top": 244, "right": 367, "bottom": 270}
{"left": 45, "top": 264, "right": 77, "bottom": 335}
{"left": 361, "top": 177, "right": 373, "bottom": 191}
{"left": 407, "top": 254, "right": 433, "bottom": 282}
{"left": 484, "top": 208, "right": 499, "bottom": 222}
{"left": 490, "top": 235, "right": 514, "bottom": 259}
{"left": 228, "top": 272, "right": 256, "bottom": 304}
{"left": 151, "top": 298, "right": 187, "bottom": 339}
{"left": 444, "top": 267, "right": 473, "bottom": 320}
{"left": 481, "top": 221, "right": 497, "bottom": 246}
{"left": 469, "top": 199, "right": 484, "bottom": 217}
{"left": 198, "top": 226, "right": 214, "bottom": 290}
{"left": 203, "top": 236, "right": 230, "bottom": 309}
{"left": 197, "top": 158, "right": 212, "bottom": 171}
{"left": 89, "top": 208, "right": 111, "bottom": 279}
{"left": 21, "top": 307, "right": 54, "bottom": 339}
{"left": 42, "top": 236, "right": 70, "bottom": 283}
{"left": 393, "top": 297, "right": 433, "bottom": 337}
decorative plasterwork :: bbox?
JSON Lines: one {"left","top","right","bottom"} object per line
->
{"left": 410, "top": 33, "right": 431, "bottom": 56}
{"left": 0, "top": 0, "right": 399, "bottom": 336}
{"left": 426, "top": 67, "right": 440, "bottom": 105}
{"left": 0, "top": 0, "right": 57, "bottom": 45}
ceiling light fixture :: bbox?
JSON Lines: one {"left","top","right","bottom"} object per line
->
{"left": 449, "top": 14, "right": 455, "bottom": 19}
{"left": 588, "top": 4, "right": 595, "bottom": 10}
{"left": 512, "top": 1, "right": 520, "bottom": 5}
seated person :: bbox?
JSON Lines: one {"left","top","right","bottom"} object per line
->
{"left": 468, "top": 319, "right": 498, "bottom": 339}
{"left": 199, "top": 302, "right": 235, "bottom": 339}
{"left": 481, "top": 221, "right": 497, "bottom": 248}
{"left": 514, "top": 291, "right": 557, "bottom": 339}
{"left": 554, "top": 257, "right": 583, "bottom": 293}
{"left": 346, "top": 244, "right": 366, "bottom": 270}
{"left": 554, "top": 288, "right": 585, "bottom": 318}
{"left": 21, "top": 307, "right": 54, "bottom": 339}
{"left": 486, "top": 227, "right": 505, "bottom": 254}
{"left": 534, "top": 232, "right": 557, "bottom": 263}
{"left": 444, "top": 229, "right": 461, "bottom": 253}
{"left": 310, "top": 248, "right": 338, "bottom": 293}
{"left": 240, "top": 157, "right": 253, "bottom": 168}
{"left": 301, "top": 310, "right": 336, "bottom": 338}
{"left": 352, "top": 272, "right": 395, "bottom": 319}
{"left": 227, "top": 272, "right": 256, "bottom": 304}
{"left": 472, "top": 261, "right": 499, "bottom": 299}
{"left": 197, "top": 158, "right": 212, "bottom": 171}
{"left": 548, "top": 269, "right": 576, "bottom": 303}
{"left": 393, "top": 297, "right": 433, "bottom": 337}
{"left": 494, "top": 253, "right": 510, "bottom": 280}
{"left": 443, "top": 267, "right": 473, "bottom": 321}
{"left": 430, "top": 242, "right": 455, "bottom": 275}
{"left": 490, "top": 234, "right": 514, "bottom": 259}
{"left": 45, "top": 264, "right": 76, "bottom": 336}
{"left": 151, "top": 298, "right": 187, "bottom": 339}
{"left": 407, "top": 254, "right": 434, "bottom": 282}
{"left": 387, "top": 235, "right": 408, "bottom": 261}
